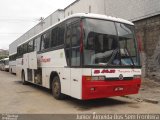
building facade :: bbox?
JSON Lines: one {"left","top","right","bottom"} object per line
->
{"left": 134, "top": 15, "right": 160, "bottom": 80}
{"left": 64, "top": 0, "right": 105, "bottom": 17}
{"left": 64, "top": 0, "right": 160, "bottom": 21}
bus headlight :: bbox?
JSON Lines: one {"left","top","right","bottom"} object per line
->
{"left": 91, "top": 76, "right": 98, "bottom": 81}
{"left": 98, "top": 76, "right": 106, "bottom": 80}
{"left": 85, "top": 76, "right": 106, "bottom": 81}
{"left": 133, "top": 75, "right": 141, "bottom": 79}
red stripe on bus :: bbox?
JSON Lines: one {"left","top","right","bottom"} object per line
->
{"left": 82, "top": 76, "right": 141, "bottom": 100}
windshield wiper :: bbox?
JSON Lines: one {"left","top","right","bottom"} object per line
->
{"left": 124, "top": 47, "right": 135, "bottom": 67}
{"left": 106, "top": 49, "right": 119, "bottom": 66}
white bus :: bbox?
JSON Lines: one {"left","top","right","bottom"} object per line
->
{"left": 0, "top": 59, "right": 2, "bottom": 70}
{"left": 0, "top": 58, "right": 9, "bottom": 71}
{"left": 15, "top": 13, "right": 141, "bottom": 100}
{"left": 9, "top": 53, "right": 17, "bottom": 74}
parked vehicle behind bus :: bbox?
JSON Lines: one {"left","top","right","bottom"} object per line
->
{"left": 9, "top": 53, "right": 17, "bottom": 74}
{"left": 0, "top": 58, "right": 9, "bottom": 71}
{"left": 0, "top": 60, "right": 3, "bottom": 70}
{"left": 11, "top": 13, "right": 141, "bottom": 100}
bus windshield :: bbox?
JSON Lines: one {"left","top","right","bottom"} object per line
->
{"left": 83, "top": 18, "right": 140, "bottom": 67}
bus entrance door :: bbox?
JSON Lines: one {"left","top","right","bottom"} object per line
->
{"left": 28, "top": 51, "right": 37, "bottom": 69}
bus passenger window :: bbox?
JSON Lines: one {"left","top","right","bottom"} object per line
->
{"left": 58, "top": 24, "right": 65, "bottom": 46}
{"left": 71, "top": 22, "right": 80, "bottom": 66}
{"left": 34, "top": 37, "right": 41, "bottom": 51}
{"left": 51, "top": 28, "right": 58, "bottom": 47}
{"left": 41, "top": 32, "right": 50, "bottom": 50}
{"left": 28, "top": 40, "right": 34, "bottom": 52}
{"left": 65, "top": 26, "right": 71, "bottom": 48}
{"left": 23, "top": 43, "right": 28, "bottom": 54}
{"left": 71, "top": 23, "right": 80, "bottom": 47}
{"left": 65, "top": 26, "right": 71, "bottom": 66}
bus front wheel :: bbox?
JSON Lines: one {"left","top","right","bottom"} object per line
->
{"left": 51, "top": 76, "right": 65, "bottom": 100}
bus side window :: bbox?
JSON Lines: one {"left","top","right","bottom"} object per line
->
{"left": 65, "top": 21, "right": 81, "bottom": 67}
{"left": 34, "top": 37, "right": 41, "bottom": 52}
{"left": 23, "top": 43, "right": 28, "bottom": 54}
{"left": 17, "top": 47, "right": 19, "bottom": 57}
{"left": 41, "top": 31, "right": 50, "bottom": 51}
{"left": 71, "top": 23, "right": 80, "bottom": 46}
{"left": 18, "top": 46, "right": 21, "bottom": 57}
{"left": 71, "top": 22, "right": 80, "bottom": 67}
{"left": 65, "top": 25, "right": 71, "bottom": 66}
{"left": 19, "top": 45, "right": 23, "bottom": 57}
{"left": 28, "top": 40, "right": 34, "bottom": 52}
{"left": 65, "top": 26, "right": 71, "bottom": 48}
{"left": 58, "top": 24, "right": 65, "bottom": 46}
{"left": 51, "top": 27, "right": 58, "bottom": 47}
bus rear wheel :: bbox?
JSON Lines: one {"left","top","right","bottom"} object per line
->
{"left": 51, "top": 76, "right": 65, "bottom": 100}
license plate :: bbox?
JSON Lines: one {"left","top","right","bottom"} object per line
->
{"left": 114, "top": 87, "right": 124, "bottom": 91}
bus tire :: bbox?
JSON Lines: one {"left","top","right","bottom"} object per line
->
{"left": 22, "top": 70, "right": 27, "bottom": 85}
{"left": 51, "top": 76, "right": 65, "bottom": 100}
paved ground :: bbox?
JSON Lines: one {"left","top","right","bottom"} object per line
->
{"left": 140, "top": 78, "right": 160, "bottom": 102}
{"left": 0, "top": 70, "right": 160, "bottom": 114}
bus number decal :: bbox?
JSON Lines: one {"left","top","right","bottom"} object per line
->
{"left": 94, "top": 70, "right": 115, "bottom": 74}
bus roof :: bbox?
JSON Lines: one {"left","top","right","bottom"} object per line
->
{"left": 18, "top": 13, "right": 134, "bottom": 46}
{"left": 67, "top": 13, "right": 134, "bottom": 25}
{"left": 3, "top": 58, "right": 9, "bottom": 61}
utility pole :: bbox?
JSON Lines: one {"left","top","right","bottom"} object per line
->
{"left": 39, "top": 17, "right": 45, "bottom": 31}
{"left": 39, "top": 17, "right": 44, "bottom": 24}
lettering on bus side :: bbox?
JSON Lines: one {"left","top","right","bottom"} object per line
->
{"left": 38, "top": 56, "right": 51, "bottom": 63}
{"left": 94, "top": 70, "right": 115, "bottom": 74}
